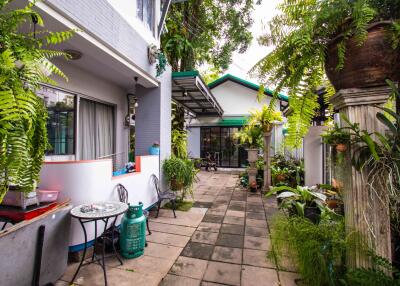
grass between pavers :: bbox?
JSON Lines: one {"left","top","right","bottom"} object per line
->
{"left": 163, "top": 200, "right": 194, "bottom": 212}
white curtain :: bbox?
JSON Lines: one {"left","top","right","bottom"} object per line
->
{"left": 79, "top": 98, "right": 115, "bottom": 160}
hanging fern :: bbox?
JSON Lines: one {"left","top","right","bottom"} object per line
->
{"left": 251, "top": 0, "right": 400, "bottom": 148}
{"left": 0, "top": 0, "right": 74, "bottom": 201}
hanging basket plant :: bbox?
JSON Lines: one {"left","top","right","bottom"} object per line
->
{"left": 148, "top": 44, "right": 168, "bottom": 77}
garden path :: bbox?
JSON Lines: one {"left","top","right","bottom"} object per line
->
{"left": 57, "top": 171, "right": 298, "bottom": 286}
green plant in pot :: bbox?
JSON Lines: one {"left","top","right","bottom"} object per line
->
{"left": 252, "top": 0, "right": 400, "bottom": 147}
{"left": 171, "top": 129, "right": 188, "bottom": 159}
{"left": 267, "top": 185, "right": 327, "bottom": 223}
{"left": 322, "top": 124, "right": 351, "bottom": 153}
{"left": 0, "top": 1, "right": 74, "bottom": 202}
{"left": 248, "top": 105, "right": 283, "bottom": 133}
{"left": 163, "top": 156, "right": 198, "bottom": 201}
{"left": 234, "top": 125, "right": 262, "bottom": 164}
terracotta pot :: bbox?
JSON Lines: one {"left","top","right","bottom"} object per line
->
{"left": 276, "top": 174, "right": 287, "bottom": 182}
{"left": 325, "top": 22, "right": 400, "bottom": 90}
{"left": 327, "top": 199, "right": 339, "bottom": 209}
{"left": 335, "top": 143, "right": 347, "bottom": 153}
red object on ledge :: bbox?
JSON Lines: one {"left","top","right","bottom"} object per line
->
{"left": 0, "top": 202, "right": 58, "bottom": 223}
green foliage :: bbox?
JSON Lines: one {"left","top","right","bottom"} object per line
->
{"left": 271, "top": 153, "right": 304, "bottom": 187}
{"left": 163, "top": 200, "right": 193, "bottom": 212}
{"left": 251, "top": 0, "right": 400, "bottom": 147}
{"left": 247, "top": 104, "right": 283, "bottom": 132}
{"left": 321, "top": 124, "right": 351, "bottom": 146}
{"left": 234, "top": 125, "right": 263, "bottom": 149}
{"left": 270, "top": 215, "right": 350, "bottom": 286}
{"left": 0, "top": 0, "right": 73, "bottom": 201}
{"left": 156, "top": 51, "right": 167, "bottom": 77}
{"left": 162, "top": 156, "right": 198, "bottom": 200}
{"left": 161, "top": 0, "right": 260, "bottom": 72}
{"left": 171, "top": 129, "right": 188, "bottom": 159}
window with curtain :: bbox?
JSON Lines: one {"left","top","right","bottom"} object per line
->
{"left": 136, "top": 0, "right": 154, "bottom": 32}
{"left": 37, "top": 86, "right": 75, "bottom": 156}
{"left": 78, "top": 98, "right": 115, "bottom": 160}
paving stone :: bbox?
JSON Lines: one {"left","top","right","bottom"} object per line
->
{"left": 246, "top": 212, "right": 266, "bottom": 220}
{"left": 169, "top": 256, "right": 208, "bottom": 280}
{"left": 216, "top": 233, "right": 244, "bottom": 248}
{"left": 191, "top": 231, "right": 219, "bottom": 244}
{"left": 147, "top": 231, "right": 191, "bottom": 247}
{"left": 193, "top": 202, "right": 214, "bottom": 208}
{"left": 265, "top": 207, "right": 280, "bottom": 216}
{"left": 228, "top": 204, "right": 246, "bottom": 211}
{"left": 246, "top": 196, "right": 262, "bottom": 203}
{"left": 149, "top": 222, "right": 196, "bottom": 237}
{"left": 211, "top": 246, "right": 242, "bottom": 264}
{"left": 160, "top": 274, "right": 201, "bottom": 286}
{"left": 223, "top": 216, "right": 245, "bottom": 225}
{"left": 243, "top": 249, "right": 275, "bottom": 268}
{"left": 202, "top": 214, "right": 224, "bottom": 223}
{"left": 203, "top": 261, "right": 241, "bottom": 286}
{"left": 220, "top": 224, "right": 244, "bottom": 235}
{"left": 201, "top": 282, "right": 226, "bottom": 286}
{"left": 245, "top": 226, "right": 269, "bottom": 237}
{"left": 197, "top": 222, "right": 221, "bottom": 233}
{"left": 114, "top": 255, "right": 174, "bottom": 276}
{"left": 241, "top": 265, "right": 279, "bottom": 286}
{"left": 277, "top": 255, "right": 298, "bottom": 272}
{"left": 181, "top": 241, "right": 215, "bottom": 260}
{"left": 225, "top": 210, "right": 245, "bottom": 218}
{"left": 246, "top": 205, "right": 265, "bottom": 213}
{"left": 279, "top": 271, "right": 300, "bottom": 286}
{"left": 247, "top": 201, "right": 264, "bottom": 207}
{"left": 145, "top": 242, "right": 183, "bottom": 261}
{"left": 246, "top": 218, "right": 268, "bottom": 228}
{"left": 244, "top": 236, "right": 271, "bottom": 251}
{"left": 206, "top": 209, "right": 226, "bottom": 216}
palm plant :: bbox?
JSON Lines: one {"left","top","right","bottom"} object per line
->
{"left": 171, "top": 129, "right": 188, "bottom": 159}
{"left": 251, "top": 0, "right": 400, "bottom": 147}
{"left": 0, "top": 1, "right": 73, "bottom": 202}
{"left": 248, "top": 104, "right": 283, "bottom": 132}
{"left": 234, "top": 125, "right": 263, "bottom": 149}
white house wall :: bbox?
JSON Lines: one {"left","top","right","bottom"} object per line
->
{"left": 51, "top": 58, "right": 129, "bottom": 159}
{"left": 187, "top": 127, "right": 201, "bottom": 158}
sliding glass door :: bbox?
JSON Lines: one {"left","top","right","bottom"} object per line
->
{"left": 200, "top": 126, "right": 247, "bottom": 168}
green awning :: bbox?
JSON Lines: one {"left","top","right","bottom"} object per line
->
{"left": 218, "top": 117, "right": 248, "bottom": 126}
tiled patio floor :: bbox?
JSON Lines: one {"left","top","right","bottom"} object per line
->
{"left": 57, "top": 171, "right": 299, "bottom": 286}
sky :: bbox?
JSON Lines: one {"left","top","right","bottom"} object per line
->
{"left": 226, "top": 0, "right": 282, "bottom": 81}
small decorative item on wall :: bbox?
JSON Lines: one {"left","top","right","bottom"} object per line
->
{"left": 148, "top": 44, "right": 167, "bottom": 77}
{"left": 148, "top": 141, "right": 160, "bottom": 155}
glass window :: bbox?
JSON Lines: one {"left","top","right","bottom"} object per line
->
{"left": 37, "top": 86, "right": 75, "bottom": 155}
{"left": 137, "top": 0, "right": 154, "bottom": 32}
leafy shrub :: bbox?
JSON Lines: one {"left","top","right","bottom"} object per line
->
{"left": 271, "top": 154, "right": 304, "bottom": 187}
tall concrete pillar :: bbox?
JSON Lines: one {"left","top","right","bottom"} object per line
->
{"left": 264, "top": 131, "right": 272, "bottom": 190}
{"left": 330, "top": 86, "right": 392, "bottom": 267}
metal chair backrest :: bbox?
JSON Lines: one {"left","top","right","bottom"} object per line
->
{"left": 116, "top": 183, "right": 128, "bottom": 203}
{"left": 150, "top": 174, "right": 161, "bottom": 199}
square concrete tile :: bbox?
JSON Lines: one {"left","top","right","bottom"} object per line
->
{"left": 264, "top": 207, "right": 279, "bottom": 217}
{"left": 279, "top": 271, "right": 300, "bottom": 286}
{"left": 206, "top": 209, "right": 226, "bottom": 216}
{"left": 246, "top": 218, "right": 268, "bottom": 228}
{"left": 246, "top": 212, "right": 266, "bottom": 220}
{"left": 147, "top": 231, "right": 191, "bottom": 247}
{"left": 220, "top": 224, "right": 244, "bottom": 235}
{"left": 202, "top": 214, "right": 224, "bottom": 223}
{"left": 211, "top": 246, "right": 242, "bottom": 264}
{"left": 201, "top": 282, "right": 226, "bottom": 286}
{"left": 246, "top": 205, "right": 265, "bottom": 213}
{"left": 226, "top": 210, "right": 245, "bottom": 218}
{"left": 170, "top": 256, "right": 208, "bottom": 280}
{"left": 277, "top": 256, "right": 298, "bottom": 272}
{"left": 160, "top": 274, "right": 201, "bottom": 286}
{"left": 114, "top": 255, "right": 174, "bottom": 276}
{"left": 246, "top": 196, "right": 262, "bottom": 203}
{"left": 223, "top": 216, "right": 245, "bottom": 225}
{"left": 191, "top": 231, "right": 219, "bottom": 245}
{"left": 243, "top": 249, "right": 275, "bottom": 268}
{"left": 194, "top": 202, "right": 214, "bottom": 208}
{"left": 181, "top": 242, "right": 215, "bottom": 260}
{"left": 216, "top": 233, "right": 244, "bottom": 248}
{"left": 197, "top": 222, "right": 221, "bottom": 233}
{"left": 245, "top": 226, "right": 269, "bottom": 237}
{"left": 244, "top": 236, "right": 271, "bottom": 251}
{"left": 241, "top": 265, "right": 279, "bottom": 286}
{"left": 150, "top": 222, "right": 196, "bottom": 237}
{"left": 145, "top": 242, "right": 183, "bottom": 261}
{"left": 203, "top": 261, "right": 241, "bottom": 286}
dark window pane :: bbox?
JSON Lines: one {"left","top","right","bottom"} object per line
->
{"left": 37, "top": 86, "right": 75, "bottom": 156}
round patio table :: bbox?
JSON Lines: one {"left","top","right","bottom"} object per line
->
{"left": 70, "top": 201, "right": 128, "bottom": 286}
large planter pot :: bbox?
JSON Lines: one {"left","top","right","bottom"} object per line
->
{"left": 246, "top": 148, "right": 259, "bottom": 164}
{"left": 325, "top": 22, "right": 400, "bottom": 90}
{"left": 171, "top": 179, "right": 184, "bottom": 191}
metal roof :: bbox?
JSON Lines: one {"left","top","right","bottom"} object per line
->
{"left": 172, "top": 71, "right": 224, "bottom": 117}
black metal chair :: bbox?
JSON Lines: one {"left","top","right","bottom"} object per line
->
{"left": 150, "top": 174, "right": 177, "bottom": 218}
{"left": 116, "top": 183, "right": 151, "bottom": 235}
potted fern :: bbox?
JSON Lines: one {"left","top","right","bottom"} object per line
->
{"left": 252, "top": 0, "right": 400, "bottom": 147}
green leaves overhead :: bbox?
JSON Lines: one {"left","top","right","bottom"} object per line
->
{"left": 0, "top": 0, "right": 73, "bottom": 201}
{"left": 161, "top": 0, "right": 259, "bottom": 72}
{"left": 251, "top": 0, "right": 399, "bottom": 147}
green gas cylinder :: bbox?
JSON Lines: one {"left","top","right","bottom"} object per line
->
{"left": 119, "top": 202, "right": 146, "bottom": 258}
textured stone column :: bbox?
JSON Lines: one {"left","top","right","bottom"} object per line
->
{"left": 264, "top": 131, "right": 272, "bottom": 190}
{"left": 330, "top": 86, "right": 392, "bottom": 267}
